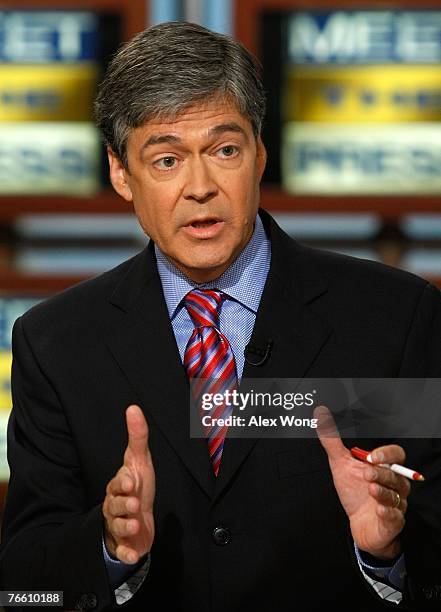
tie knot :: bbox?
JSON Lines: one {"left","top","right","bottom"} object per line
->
{"left": 184, "top": 289, "right": 224, "bottom": 328}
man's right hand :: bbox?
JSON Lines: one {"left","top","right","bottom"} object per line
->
{"left": 102, "top": 404, "right": 155, "bottom": 564}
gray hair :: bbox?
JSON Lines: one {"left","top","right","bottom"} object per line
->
{"left": 94, "top": 21, "right": 266, "bottom": 168}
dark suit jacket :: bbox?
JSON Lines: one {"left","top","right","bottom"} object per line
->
{"left": 1, "top": 209, "right": 441, "bottom": 611}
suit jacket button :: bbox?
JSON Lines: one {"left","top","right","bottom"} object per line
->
{"left": 212, "top": 526, "right": 231, "bottom": 546}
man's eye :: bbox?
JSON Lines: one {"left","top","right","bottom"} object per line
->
{"left": 156, "top": 156, "right": 177, "bottom": 169}
{"left": 218, "top": 145, "right": 237, "bottom": 157}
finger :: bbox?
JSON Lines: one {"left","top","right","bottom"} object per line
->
{"left": 115, "top": 544, "right": 141, "bottom": 565}
{"left": 126, "top": 405, "right": 149, "bottom": 458}
{"left": 108, "top": 495, "right": 140, "bottom": 517}
{"left": 106, "top": 468, "right": 135, "bottom": 496}
{"left": 368, "top": 483, "right": 408, "bottom": 513}
{"left": 370, "top": 444, "right": 406, "bottom": 465}
{"left": 110, "top": 517, "right": 140, "bottom": 538}
{"left": 376, "top": 504, "right": 406, "bottom": 525}
{"left": 364, "top": 466, "right": 411, "bottom": 499}
{"left": 314, "top": 405, "right": 348, "bottom": 462}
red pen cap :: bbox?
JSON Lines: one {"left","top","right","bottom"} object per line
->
{"left": 350, "top": 447, "right": 371, "bottom": 461}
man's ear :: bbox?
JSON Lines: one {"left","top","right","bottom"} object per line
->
{"left": 107, "top": 147, "right": 133, "bottom": 202}
{"left": 256, "top": 137, "right": 267, "bottom": 181}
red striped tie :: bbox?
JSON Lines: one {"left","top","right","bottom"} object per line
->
{"left": 183, "top": 289, "right": 238, "bottom": 476}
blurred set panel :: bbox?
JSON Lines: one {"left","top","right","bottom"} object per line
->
{"left": 257, "top": 9, "right": 441, "bottom": 195}
{"left": 0, "top": 10, "right": 102, "bottom": 196}
{"left": 252, "top": 3, "right": 441, "bottom": 287}
{"left": 0, "top": 123, "right": 100, "bottom": 195}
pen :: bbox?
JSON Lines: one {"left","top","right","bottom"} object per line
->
{"left": 350, "top": 447, "right": 425, "bottom": 481}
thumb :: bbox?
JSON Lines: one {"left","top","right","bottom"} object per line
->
{"left": 125, "top": 404, "right": 149, "bottom": 458}
{"left": 314, "top": 405, "right": 347, "bottom": 462}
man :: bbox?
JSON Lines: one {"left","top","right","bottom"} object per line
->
{"left": 1, "top": 21, "right": 441, "bottom": 612}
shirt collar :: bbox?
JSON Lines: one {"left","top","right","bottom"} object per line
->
{"left": 155, "top": 213, "right": 271, "bottom": 319}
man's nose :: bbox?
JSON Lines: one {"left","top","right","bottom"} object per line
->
{"left": 183, "top": 157, "right": 218, "bottom": 203}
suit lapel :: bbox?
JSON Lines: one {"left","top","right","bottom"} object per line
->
{"left": 105, "top": 247, "right": 215, "bottom": 499}
{"left": 214, "top": 211, "right": 333, "bottom": 500}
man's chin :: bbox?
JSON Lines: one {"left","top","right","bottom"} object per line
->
{"left": 178, "top": 256, "right": 233, "bottom": 283}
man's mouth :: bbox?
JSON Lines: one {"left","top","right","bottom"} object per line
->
{"left": 182, "top": 217, "right": 225, "bottom": 238}
{"left": 190, "top": 220, "right": 218, "bottom": 228}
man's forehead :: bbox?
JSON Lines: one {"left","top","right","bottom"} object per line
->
{"left": 133, "top": 100, "right": 252, "bottom": 141}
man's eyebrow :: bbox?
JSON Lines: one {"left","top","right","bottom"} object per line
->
{"left": 208, "top": 123, "right": 248, "bottom": 138}
{"left": 141, "top": 134, "right": 182, "bottom": 151}
{"left": 140, "top": 122, "right": 248, "bottom": 154}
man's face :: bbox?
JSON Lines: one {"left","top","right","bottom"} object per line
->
{"left": 108, "top": 99, "right": 266, "bottom": 283}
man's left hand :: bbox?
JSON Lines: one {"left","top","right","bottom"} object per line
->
{"left": 314, "top": 405, "right": 410, "bottom": 561}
